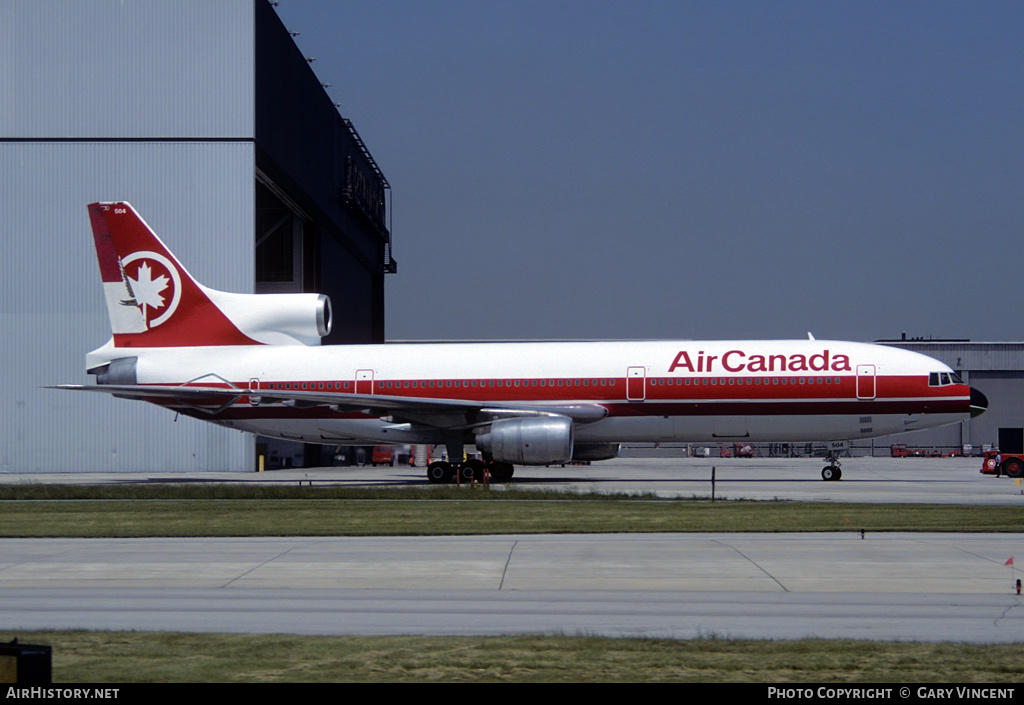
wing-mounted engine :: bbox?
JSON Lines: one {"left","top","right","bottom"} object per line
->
{"left": 572, "top": 443, "right": 620, "bottom": 462}
{"left": 475, "top": 415, "right": 573, "bottom": 465}
{"left": 206, "top": 291, "right": 331, "bottom": 346}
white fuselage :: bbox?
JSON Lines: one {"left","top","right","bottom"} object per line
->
{"left": 101, "top": 338, "right": 972, "bottom": 447}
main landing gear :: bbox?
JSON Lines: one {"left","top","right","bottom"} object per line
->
{"left": 821, "top": 451, "right": 843, "bottom": 481}
{"left": 426, "top": 459, "right": 515, "bottom": 484}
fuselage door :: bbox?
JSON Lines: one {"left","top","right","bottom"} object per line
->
{"left": 626, "top": 367, "right": 646, "bottom": 401}
{"left": 856, "top": 364, "right": 876, "bottom": 400}
{"left": 356, "top": 369, "right": 374, "bottom": 395}
{"left": 248, "top": 377, "right": 261, "bottom": 406}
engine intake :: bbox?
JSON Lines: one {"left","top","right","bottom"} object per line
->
{"left": 475, "top": 415, "right": 573, "bottom": 465}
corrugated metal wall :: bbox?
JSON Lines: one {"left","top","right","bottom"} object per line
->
{"left": 1, "top": 0, "right": 257, "bottom": 472}
{"left": 0, "top": 0, "right": 253, "bottom": 138}
{"left": 1, "top": 142, "right": 256, "bottom": 472}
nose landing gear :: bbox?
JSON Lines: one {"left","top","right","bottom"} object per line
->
{"left": 821, "top": 450, "right": 843, "bottom": 481}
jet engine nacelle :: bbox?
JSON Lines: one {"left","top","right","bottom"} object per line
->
{"left": 208, "top": 291, "right": 332, "bottom": 345}
{"left": 572, "top": 442, "right": 620, "bottom": 462}
{"left": 476, "top": 415, "right": 573, "bottom": 465}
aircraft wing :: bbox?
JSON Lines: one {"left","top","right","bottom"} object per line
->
{"left": 51, "top": 384, "right": 609, "bottom": 428}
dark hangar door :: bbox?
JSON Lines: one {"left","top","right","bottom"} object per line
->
{"left": 998, "top": 428, "right": 1024, "bottom": 455}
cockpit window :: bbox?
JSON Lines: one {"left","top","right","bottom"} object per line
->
{"left": 929, "top": 371, "right": 964, "bottom": 386}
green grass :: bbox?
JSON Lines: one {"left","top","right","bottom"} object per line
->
{"left": 6, "top": 631, "right": 1023, "bottom": 682}
{"left": 3, "top": 484, "right": 1021, "bottom": 682}
{"left": 0, "top": 484, "right": 1021, "bottom": 536}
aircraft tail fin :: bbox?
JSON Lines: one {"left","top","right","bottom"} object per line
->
{"left": 88, "top": 202, "right": 330, "bottom": 348}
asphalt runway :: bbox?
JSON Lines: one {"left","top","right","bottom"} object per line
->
{"left": 1, "top": 457, "right": 1022, "bottom": 642}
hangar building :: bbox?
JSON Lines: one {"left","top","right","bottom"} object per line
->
{"left": 1, "top": 2, "right": 1018, "bottom": 474}
{"left": 0, "top": 0, "right": 393, "bottom": 472}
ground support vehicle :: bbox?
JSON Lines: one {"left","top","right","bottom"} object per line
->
{"left": 981, "top": 451, "right": 1024, "bottom": 478}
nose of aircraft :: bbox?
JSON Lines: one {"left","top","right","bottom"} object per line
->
{"left": 970, "top": 387, "right": 988, "bottom": 418}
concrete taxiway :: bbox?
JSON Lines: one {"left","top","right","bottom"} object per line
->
{"left": 1, "top": 457, "right": 1022, "bottom": 642}
{"left": 0, "top": 533, "right": 1022, "bottom": 642}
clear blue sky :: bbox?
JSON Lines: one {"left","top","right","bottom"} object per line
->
{"left": 273, "top": 0, "right": 1024, "bottom": 343}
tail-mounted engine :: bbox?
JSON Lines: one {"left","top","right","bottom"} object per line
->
{"left": 475, "top": 415, "right": 573, "bottom": 465}
{"left": 208, "top": 291, "right": 332, "bottom": 346}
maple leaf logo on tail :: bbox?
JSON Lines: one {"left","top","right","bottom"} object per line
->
{"left": 119, "top": 251, "right": 182, "bottom": 329}
{"left": 88, "top": 202, "right": 265, "bottom": 347}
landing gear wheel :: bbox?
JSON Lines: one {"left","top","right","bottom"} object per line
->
{"left": 821, "top": 448, "right": 844, "bottom": 482}
{"left": 489, "top": 462, "right": 514, "bottom": 483}
{"left": 462, "top": 459, "right": 486, "bottom": 482}
{"left": 822, "top": 465, "right": 842, "bottom": 481}
{"left": 427, "top": 461, "right": 454, "bottom": 484}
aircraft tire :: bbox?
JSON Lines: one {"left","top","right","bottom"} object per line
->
{"left": 427, "top": 461, "right": 453, "bottom": 484}
{"left": 490, "top": 462, "right": 514, "bottom": 483}
{"left": 1004, "top": 459, "right": 1024, "bottom": 478}
{"left": 463, "top": 459, "right": 486, "bottom": 482}
{"left": 821, "top": 465, "right": 842, "bottom": 481}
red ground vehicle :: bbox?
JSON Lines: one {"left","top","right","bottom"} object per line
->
{"left": 371, "top": 446, "right": 394, "bottom": 466}
{"left": 719, "top": 444, "right": 756, "bottom": 458}
{"left": 892, "top": 444, "right": 953, "bottom": 458}
{"left": 980, "top": 451, "right": 1024, "bottom": 478}
{"left": 734, "top": 443, "right": 755, "bottom": 458}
